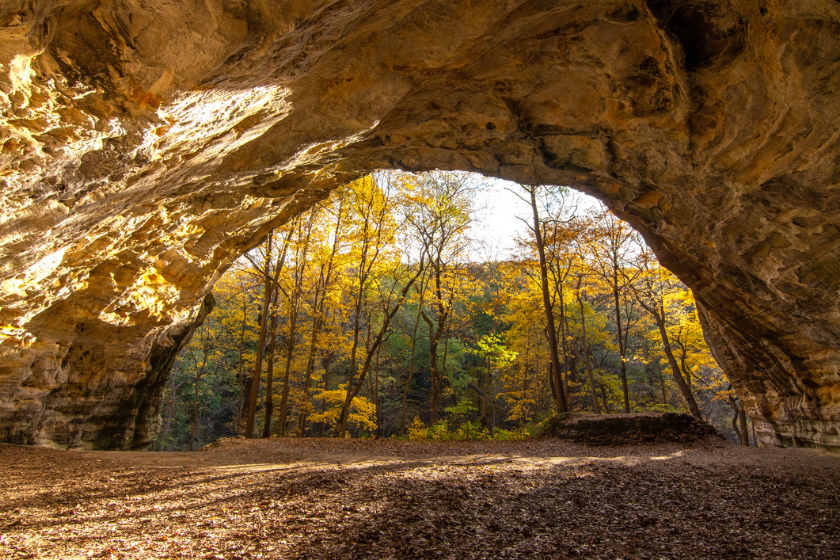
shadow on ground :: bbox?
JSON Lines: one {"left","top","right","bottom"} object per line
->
{"left": 0, "top": 439, "right": 837, "bottom": 559}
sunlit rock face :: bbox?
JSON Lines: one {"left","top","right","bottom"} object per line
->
{"left": 0, "top": 0, "right": 838, "bottom": 450}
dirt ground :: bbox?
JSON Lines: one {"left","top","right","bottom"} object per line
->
{"left": 1, "top": 437, "right": 838, "bottom": 560}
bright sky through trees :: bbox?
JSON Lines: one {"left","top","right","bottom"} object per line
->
{"left": 473, "top": 178, "right": 602, "bottom": 259}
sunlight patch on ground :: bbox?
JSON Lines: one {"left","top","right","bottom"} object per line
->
{"left": 210, "top": 463, "right": 302, "bottom": 474}
{"left": 649, "top": 450, "right": 686, "bottom": 461}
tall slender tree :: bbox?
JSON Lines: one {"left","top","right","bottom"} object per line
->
{"left": 631, "top": 248, "right": 703, "bottom": 419}
{"left": 277, "top": 210, "right": 317, "bottom": 436}
{"left": 518, "top": 183, "right": 568, "bottom": 413}
{"left": 411, "top": 172, "right": 475, "bottom": 423}
{"left": 297, "top": 197, "right": 346, "bottom": 436}
{"left": 587, "top": 211, "right": 640, "bottom": 413}
{"left": 243, "top": 225, "right": 294, "bottom": 438}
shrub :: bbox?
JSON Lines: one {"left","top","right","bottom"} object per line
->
{"left": 456, "top": 421, "right": 486, "bottom": 440}
{"left": 408, "top": 416, "right": 428, "bottom": 440}
{"left": 428, "top": 420, "right": 450, "bottom": 440}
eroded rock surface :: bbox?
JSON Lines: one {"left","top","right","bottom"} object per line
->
{"left": 0, "top": 1, "right": 838, "bottom": 449}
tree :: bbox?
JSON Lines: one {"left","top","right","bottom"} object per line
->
{"left": 310, "top": 386, "right": 378, "bottom": 435}
{"left": 276, "top": 211, "right": 317, "bottom": 436}
{"left": 335, "top": 263, "right": 425, "bottom": 436}
{"left": 334, "top": 173, "right": 425, "bottom": 437}
{"left": 262, "top": 286, "right": 280, "bottom": 438}
{"left": 477, "top": 333, "right": 519, "bottom": 424}
{"left": 586, "top": 210, "right": 641, "bottom": 413}
{"left": 242, "top": 227, "right": 294, "bottom": 438}
{"left": 632, "top": 248, "right": 703, "bottom": 420}
{"left": 410, "top": 172, "right": 476, "bottom": 424}
{"left": 399, "top": 267, "right": 430, "bottom": 435}
{"left": 517, "top": 183, "right": 568, "bottom": 414}
{"left": 232, "top": 273, "right": 253, "bottom": 435}
{"left": 186, "top": 322, "right": 212, "bottom": 451}
{"left": 576, "top": 285, "right": 602, "bottom": 414}
{"left": 297, "top": 195, "right": 347, "bottom": 436}
{"left": 156, "top": 361, "right": 190, "bottom": 451}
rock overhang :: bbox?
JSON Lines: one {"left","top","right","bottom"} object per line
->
{"left": 0, "top": 0, "right": 838, "bottom": 450}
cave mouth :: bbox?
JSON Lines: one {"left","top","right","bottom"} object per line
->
{"left": 1, "top": 0, "right": 839, "bottom": 453}
{"left": 153, "top": 170, "right": 749, "bottom": 452}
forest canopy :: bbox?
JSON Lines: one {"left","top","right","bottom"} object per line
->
{"left": 155, "top": 172, "right": 752, "bottom": 451}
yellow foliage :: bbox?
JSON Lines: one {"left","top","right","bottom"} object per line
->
{"left": 309, "top": 386, "right": 378, "bottom": 435}
{"left": 408, "top": 416, "right": 427, "bottom": 440}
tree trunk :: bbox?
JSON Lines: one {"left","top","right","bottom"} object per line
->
{"left": 189, "top": 374, "right": 201, "bottom": 451}
{"left": 481, "top": 355, "right": 490, "bottom": 427}
{"left": 400, "top": 292, "right": 425, "bottom": 435}
{"left": 243, "top": 228, "right": 297, "bottom": 438}
{"left": 653, "top": 358, "right": 667, "bottom": 406}
{"left": 373, "top": 344, "right": 382, "bottom": 439}
{"left": 441, "top": 335, "right": 451, "bottom": 410}
{"left": 338, "top": 293, "right": 366, "bottom": 435}
{"left": 578, "top": 294, "right": 601, "bottom": 414}
{"left": 297, "top": 318, "right": 322, "bottom": 437}
{"left": 528, "top": 186, "right": 567, "bottom": 413}
{"left": 557, "top": 287, "right": 573, "bottom": 398}
{"left": 336, "top": 267, "right": 424, "bottom": 437}
{"left": 426, "top": 317, "right": 442, "bottom": 425}
{"left": 319, "top": 353, "right": 333, "bottom": 438}
{"left": 676, "top": 341, "right": 698, "bottom": 394}
{"left": 612, "top": 283, "right": 630, "bottom": 413}
{"left": 363, "top": 319, "right": 374, "bottom": 395}
{"left": 277, "top": 217, "right": 314, "bottom": 436}
{"left": 563, "top": 314, "right": 580, "bottom": 384}
{"left": 336, "top": 321, "right": 393, "bottom": 436}
{"left": 158, "top": 371, "right": 180, "bottom": 451}
{"left": 340, "top": 230, "right": 371, "bottom": 435}
{"left": 654, "top": 313, "right": 703, "bottom": 420}
{"left": 241, "top": 373, "right": 254, "bottom": 434}
{"left": 304, "top": 198, "right": 343, "bottom": 438}
{"left": 297, "top": 241, "right": 337, "bottom": 437}
{"left": 262, "top": 298, "right": 279, "bottom": 438}
{"left": 420, "top": 262, "right": 448, "bottom": 428}
{"left": 469, "top": 380, "right": 490, "bottom": 426}
{"left": 548, "top": 360, "right": 557, "bottom": 403}
{"left": 277, "top": 310, "right": 298, "bottom": 437}
{"left": 245, "top": 270, "right": 273, "bottom": 438}
{"left": 236, "top": 284, "right": 248, "bottom": 436}
{"left": 600, "top": 385, "right": 611, "bottom": 413}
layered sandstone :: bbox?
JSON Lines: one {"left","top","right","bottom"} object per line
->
{"left": 0, "top": 0, "right": 838, "bottom": 449}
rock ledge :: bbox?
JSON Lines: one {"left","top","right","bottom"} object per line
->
{"left": 538, "top": 413, "right": 723, "bottom": 446}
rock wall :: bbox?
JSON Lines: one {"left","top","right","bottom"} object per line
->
{"left": 0, "top": 0, "right": 838, "bottom": 449}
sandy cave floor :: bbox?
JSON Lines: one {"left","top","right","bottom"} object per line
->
{"left": 1, "top": 437, "right": 838, "bottom": 559}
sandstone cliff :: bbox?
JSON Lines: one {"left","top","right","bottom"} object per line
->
{"left": 0, "top": 0, "right": 838, "bottom": 449}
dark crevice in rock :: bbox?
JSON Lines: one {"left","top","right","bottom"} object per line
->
{"left": 646, "top": 0, "right": 746, "bottom": 71}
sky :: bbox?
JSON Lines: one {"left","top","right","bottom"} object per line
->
{"left": 471, "top": 179, "right": 530, "bottom": 259}
{"left": 471, "top": 177, "right": 603, "bottom": 260}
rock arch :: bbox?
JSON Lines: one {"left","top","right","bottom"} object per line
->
{"left": 1, "top": 0, "right": 838, "bottom": 449}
